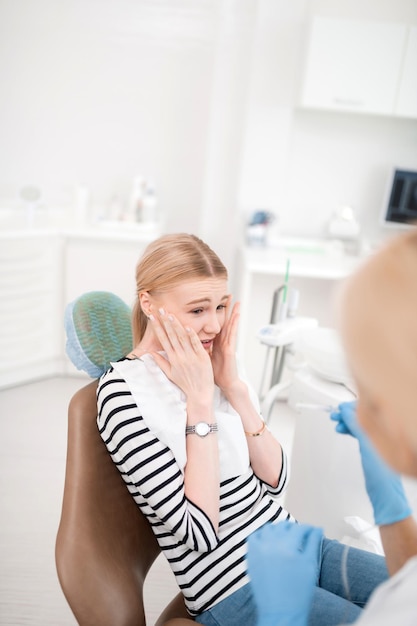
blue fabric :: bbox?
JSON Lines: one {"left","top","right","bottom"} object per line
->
{"left": 64, "top": 300, "right": 104, "bottom": 378}
{"left": 195, "top": 583, "right": 257, "bottom": 626}
{"left": 311, "top": 538, "right": 388, "bottom": 626}
{"left": 64, "top": 291, "right": 133, "bottom": 378}
{"left": 196, "top": 537, "right": 388, "bottom": 626}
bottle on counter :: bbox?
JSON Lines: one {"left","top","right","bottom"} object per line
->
{"left": 127, "top": 176, "right": 146, "bottom": 222}
{"left": 142, "top": 185, "right": 158, "bottom": 223}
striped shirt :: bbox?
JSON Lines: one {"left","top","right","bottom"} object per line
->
{"left": 97, "top": 361, "right": 294, "bottom": 616}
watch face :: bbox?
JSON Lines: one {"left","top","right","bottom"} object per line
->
{"left": 195, "top": 422, "right": 210, "bottom": 437}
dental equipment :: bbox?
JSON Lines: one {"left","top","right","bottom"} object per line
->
{"left": 278, "top": 258, "right": 291, "bottom": 321}
{"left": 257, "top": 271, "right": 319, "bottom": 421}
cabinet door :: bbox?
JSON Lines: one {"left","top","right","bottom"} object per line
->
{"left": 65, "top": 237, "right": 149, "bottom": 308}
{"left": 300, "top": 17, "right": 406, "bottom": 115}
{"left": 64, "top": 235, "right": 160, "bottom": 376}
{"left": 395, "top": 26, "right": 417, "bottom": 119}
{"left": 0, "top": 235, "right": 64, "bottom": 388}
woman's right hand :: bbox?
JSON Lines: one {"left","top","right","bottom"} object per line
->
{"left": 148, "top": 308, "right": 215, "bottom": 405}
{"left": 148, "top": 308, "right": 220, "bottom": 531}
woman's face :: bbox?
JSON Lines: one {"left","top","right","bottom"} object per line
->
{"left": 143, "top": 277, "right": 229, "bottom": 353}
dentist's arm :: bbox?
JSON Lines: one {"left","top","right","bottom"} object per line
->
{"left": 379, "top": 516, "right": 417, "bottom": 576}
{"left": 331, "top": 401, "right": 417, "bottom": 575}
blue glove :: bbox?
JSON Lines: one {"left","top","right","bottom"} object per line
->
{"left": 246, "top": 521, "right": 323, "bottom": 626}
{"left": 331, "top": 401, "right": 412, "bottom": 526}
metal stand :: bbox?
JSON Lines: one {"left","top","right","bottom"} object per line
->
{"left": 258, "top": 284, "right": 289, "bottom": 421}
{"left": 257, "top": 285, "right": 318, "bottom": 422}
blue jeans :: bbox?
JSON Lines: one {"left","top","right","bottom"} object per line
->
{"left": 195, "top": 538, "right": 388, "bottom": 626}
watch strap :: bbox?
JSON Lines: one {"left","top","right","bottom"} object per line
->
{"left": 185, "top": 422, "right": 218, "bottom": 436}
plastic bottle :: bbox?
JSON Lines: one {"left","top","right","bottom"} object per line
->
{"left": 127, "top": 176, "right": 145, "bottom": 222}
{"left": 142, "top": 185, "right": 158, "bottom": 223}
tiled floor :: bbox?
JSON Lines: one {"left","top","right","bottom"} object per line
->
{"left": 0, "top": 375, "right": 296, "bottom": 626}
{"left": 0, "top": 376, "right": 80, "bottom": 626}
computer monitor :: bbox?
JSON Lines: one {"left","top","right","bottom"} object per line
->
{"left": 381, "top": 168, "right": 417, "bottom": 229}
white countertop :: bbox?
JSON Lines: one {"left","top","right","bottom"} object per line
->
{"left": 0, "top": 220, "right": 161, "bottom": 243}
{"left": 241, "top": 237, "right": 371, "bottom": 280}
{"left": 65, "top": 221, "right": 160, "bottom": 242}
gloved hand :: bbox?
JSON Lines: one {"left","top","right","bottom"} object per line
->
{"left": 331, "top": 401, "right": 412, "bottom": 526}
{"left": 246, "top": 521, "right": 323, "bottom": 626}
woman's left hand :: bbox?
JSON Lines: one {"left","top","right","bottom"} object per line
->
{"left": 211, "top": 297, "right": 241, "bottom": 393}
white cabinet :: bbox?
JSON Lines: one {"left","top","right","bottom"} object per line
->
{"left": 395, "top": 26, "right": 417, "bottom": 119}
{"left": 0, "top": 228, "right": 158, "bottom": 387}
{"left": 299, "top": 17, "right": 408, "bottom": 116}
{"left": 63, "top": 232, "right": 156, "bottom": 375}
{"left": 0, "top": 233, "right": 64, "bottom": 388}
{"left": 64, "top": 233, "right": 153, "bottom": 307}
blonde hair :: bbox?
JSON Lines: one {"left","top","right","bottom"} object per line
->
{"left": 132, "top": 233, "right": 228, "bottom": 343}
{"left": 340, "top": 229, "right": 417, "bottom": 345}
{"left": 339, "top": 229, "right": 417, "bottom": 371}
{"left": 338, "top": 229, "right": 417, "bottom": 471}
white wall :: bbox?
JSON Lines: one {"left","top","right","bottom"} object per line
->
{"left": 237, "top": 0, "right": 417, "bottom": 246}
{"left": 1, "top": 0, "right": 416, "bottom": 267}
{"left": 0, "top": 0, "right": 219, "bottom": 233}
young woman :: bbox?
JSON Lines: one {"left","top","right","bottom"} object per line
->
{"left": 96, "top": 233, "right": 388, "bottom": 626}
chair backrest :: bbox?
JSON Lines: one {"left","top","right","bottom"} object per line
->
{"left": 58, "top": 291, "right": 193, "bottom": 625}
{"left": 55, "top": 380, "right": 194, "bottom": 626}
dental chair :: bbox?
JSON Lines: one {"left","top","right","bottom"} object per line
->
{"left": 55, "top": 291, "right": 195, "bottom": 626}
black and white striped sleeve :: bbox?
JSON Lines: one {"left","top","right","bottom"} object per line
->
{"left": 97, "top": 371, "right": 219, "bottom": 552}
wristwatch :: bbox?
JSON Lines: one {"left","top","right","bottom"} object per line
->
{"left": 185, "top": 422, "right": 218, "bottom": 437}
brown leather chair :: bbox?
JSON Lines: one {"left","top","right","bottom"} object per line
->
{"left": 56, "top": 380, "right": 195, "bottom": 626}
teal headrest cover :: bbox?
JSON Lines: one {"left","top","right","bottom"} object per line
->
{"left": 64, "top": 291, "right": 133, "bottom": 378}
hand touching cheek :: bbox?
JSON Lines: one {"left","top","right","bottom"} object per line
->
{"left": 211, "top": 299, "right": 241, "bottom": 393}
